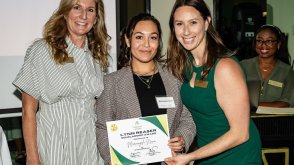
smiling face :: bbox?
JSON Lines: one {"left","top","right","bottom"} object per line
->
{"left": 255, "top": 28, "right": 280, "bottom": 59}
{"left": 65, "top": 0, "right": 97, "bottom": 40}
{"left": 173, "top": 6, "right": 210, "bottom": 54}
{"left": 126, "top": 20, "right": 159, "bottom": 66}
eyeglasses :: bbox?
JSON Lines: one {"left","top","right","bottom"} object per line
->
{"left": 256, "top": 40, "right": 277, "bottom": 47}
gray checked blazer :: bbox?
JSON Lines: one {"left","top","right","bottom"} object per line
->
{"left": 95, "top": 63, "right": 196, "bottom": 164}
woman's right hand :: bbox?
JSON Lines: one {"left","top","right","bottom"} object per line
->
{"left": 165, "top": 151, "right": 191, "bottom": 165}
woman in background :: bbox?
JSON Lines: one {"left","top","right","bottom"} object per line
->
{"left": 241, "top": 24, "right": 294, "bottom": 107}
{"left": 13, "top": 0, "right": 109, "bottom": 164}
{"left": 95, "top": 13, "right": 196, "bottom": 165}
{"left": 165, "top": 0, "right": 261, "bottom": 164}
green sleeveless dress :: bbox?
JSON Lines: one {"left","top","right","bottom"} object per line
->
{"left": 181, "top": 57, "right": 261, "bottom": 164}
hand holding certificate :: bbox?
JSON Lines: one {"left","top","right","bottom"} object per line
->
{"left": 106, "top": 114, "right": 172, "bottom": 165}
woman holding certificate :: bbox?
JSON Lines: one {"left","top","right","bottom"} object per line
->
{"left": 95, "top": 13, "right": 196, "bottom": 165}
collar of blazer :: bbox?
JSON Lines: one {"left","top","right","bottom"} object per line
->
{"left": 117, "top": 63, "right": 179, "bottom": 130}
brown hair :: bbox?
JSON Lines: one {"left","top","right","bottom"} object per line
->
{"left": 118, "top": 13, "right": 164, "bottom": 69}
{"left": 167, "top": 0, "right": 234, "bottom": 81}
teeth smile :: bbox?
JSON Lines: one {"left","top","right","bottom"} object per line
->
{"left": 183, "top": 37, "right": 194, "bottom": 43}
{"left": 77, "top": 22, "right": 86, "bottom": 26}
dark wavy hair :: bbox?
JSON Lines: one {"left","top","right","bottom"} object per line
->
{"left": 118, "top": 13, "right": 164, "bottom": 69}
{"left": 253, "top": 24, "right": 291, "bottom": 65}
{"left": 43, "top": 0, "right": 110, "bottom": 71}
{"left": 167, "top": 0, "right": 234, "bottom": 81}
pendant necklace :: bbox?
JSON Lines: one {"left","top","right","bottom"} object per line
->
{"left": 136, "top": 74, "right": 154, "bottom": 88}
{"left": 261, "top": 67, "right": 270, "bottom": 72}
{"left": 259, "top": 59, "right": 276, "bottom": 72}
{"left": 133, "top": 65, "right": 157, "bottom": 89}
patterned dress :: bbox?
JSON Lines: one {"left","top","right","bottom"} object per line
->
{"left": 13, "top": 37, "right": 104, "bottom": 165}
{"left": 181, "top": 56, "right": 261, "bottom": 164}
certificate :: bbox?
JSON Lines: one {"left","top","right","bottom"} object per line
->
{"left": 106, "top": 114, "right": 171, "bottom": 165}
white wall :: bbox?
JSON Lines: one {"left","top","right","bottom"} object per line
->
{"left": 0, "top": 0, "right": 59, "bottom": 109}
{"left": 151, "top": 0, "right": 214, "bottom": 55}
{"left": 151, "top": 0, "right": 175, "bottom": 55}
{"left": 0, "top": 0, "right": 59, "bottom": 57}
{"left": 0, "top": 0, "right": 117, "bottom": 110}
{"left": 104, "top": 0, "right": 118, "bottom": 72}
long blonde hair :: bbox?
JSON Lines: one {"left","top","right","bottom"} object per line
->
{"left": 43, "top": 0, "right": 109, "bottom": 71}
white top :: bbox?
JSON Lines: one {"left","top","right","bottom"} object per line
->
{"left": 0, "top": 126, "right": 12, "bottom": 165}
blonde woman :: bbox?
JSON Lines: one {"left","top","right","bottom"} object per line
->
{"left": 13, "top": 0, "right": 109, "bottom": 164}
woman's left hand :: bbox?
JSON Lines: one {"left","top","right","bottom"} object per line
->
{"left": 168, "top": 136, "right": 185, "bottom": 152}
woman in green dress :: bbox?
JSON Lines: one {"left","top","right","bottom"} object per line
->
{"left": 165, "top": 0, "right": 261, "bottom": 164}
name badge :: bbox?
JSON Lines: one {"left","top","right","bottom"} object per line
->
{"left": 268, "top": 80, "right": 283, "bottom": 88}
{"left": 194, "top": 80, "right": 208, "bottom": 88}
{"left": 65, "top": 57, "right": 74, "bottom": 63}
{"left": 155, "top": 96, "right": 176, "bottom": 109}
